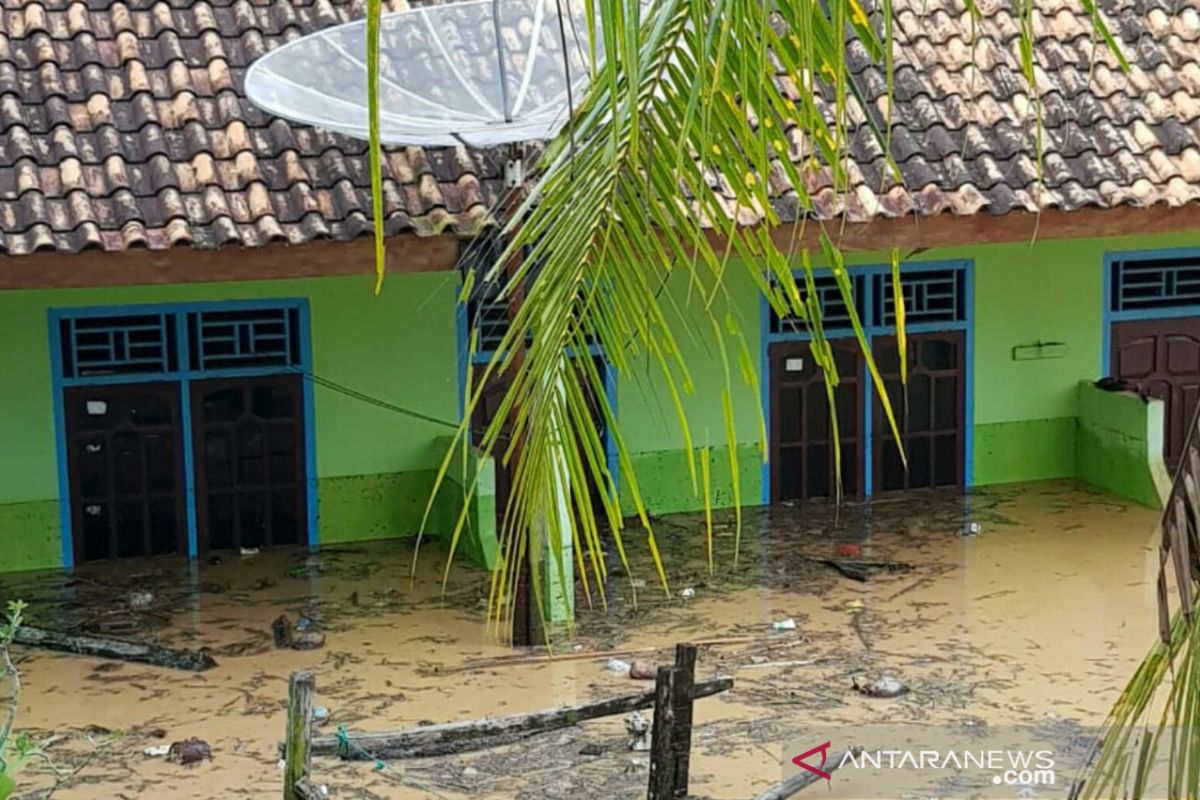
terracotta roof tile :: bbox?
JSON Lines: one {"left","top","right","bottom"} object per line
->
{"left": 4, "top": 0, "right": 1200, "bottom": 255}
{"left": 0, "top": 0, "right": 501, "bottom": 254}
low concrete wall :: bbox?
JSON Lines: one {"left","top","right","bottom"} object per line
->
{"left": 432, "top": 436, "right": 500, "bottom": 571}
{"left": 1075, "top": 381, "right": 1171, "bottom": 508}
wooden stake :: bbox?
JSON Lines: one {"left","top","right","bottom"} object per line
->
{"left": 672, "top": 643, "right": 697, "bottom": 797}
{"left": 283, "top": 671, "right": 314, "bottom": 800}
{"left": 647, "top": 666, "right": 679, "bottom": 800}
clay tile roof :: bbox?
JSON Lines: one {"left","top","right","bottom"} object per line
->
{"left": 1, "top": 0, "right": 1199, "bottom": 255}
{"left": 0, "top": 0, "right": 503, "bottom": 255}
{"left": 768, "top": 0, "right": 1200, "bottom": 226}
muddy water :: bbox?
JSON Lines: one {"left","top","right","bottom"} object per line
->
{"left": 1, "top": 481, "right": 1160, "bottom": 799}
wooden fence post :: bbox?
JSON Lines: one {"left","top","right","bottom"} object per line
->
{"left": 672, "top": 643, "right": 697, "bottom": 796}
{"left": 284, "top": 670, "right": 315, "bottom": 800}
{"left": 647, "top": 665, "right": 679, "bottom": 800}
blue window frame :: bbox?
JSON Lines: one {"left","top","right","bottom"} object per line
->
{"left": 1102, "top": 248, "right": 1200, "bottom": 375}
{"left": 49, "top": 299, "right": 317, "bottom": 567}
{"left": 759, "top": 260, "right": 974, "bottom": 502}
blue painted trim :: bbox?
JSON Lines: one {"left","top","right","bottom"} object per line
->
{"left": 175, "top": 314, "right": 198, "bottom": 558}
{"left": 47, "top": 314, "right": 73, "bottom": 568}
{"left": 49, "top": 299, "right": 315, "bottom": 564}
{"left": 298, "top": 300, "right": 319, "bottom": 548}
{"left": 1101, "top": 254, "right": 1113, "bottom": 376}
{"left": 759, "top": 259, "right": 975, "bottom": 501}
{"left": 963, "top": 262, "right": 976, "bottom": 488}
{"left": 603, "top": 356, "right": 620, "bottom": 502}
{"left": 455, "top": 292, "right": 468, "bottom": 421}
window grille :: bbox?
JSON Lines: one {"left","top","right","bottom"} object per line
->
{"left": 1110, "top": 256, "right": 1200, "bottom": 312}
{"left": 873, "top": 267, "right": 966, "bottom": 327}
{"left": 59, "top": 313, "right": 178, "bottom": 378}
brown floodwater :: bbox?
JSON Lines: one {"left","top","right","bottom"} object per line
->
{"left": 0, "top": 480, "right": 1162, "bottom": 799}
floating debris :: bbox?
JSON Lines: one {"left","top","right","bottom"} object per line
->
{"left": 625, "top": 712, "right": 650, "bottom": 752}
{"left": 629, "top": 659, "right": 656, "bottom": 680}
{"left": 852, "top": 675, "right": 910, "bottom": 698}
{"left": 166, "top": 738, "right": 212, "bottom": 766}
{"left": 605, "top": 658, "right": 632, "bottom": 674}
{"left": 772, "top": 618, "right": 797, "bottom": 632}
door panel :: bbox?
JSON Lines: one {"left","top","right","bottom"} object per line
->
{"left": 192, "top": 376, "right": 306, "bottom": 552}
{"left": 64, "top": 383, "right": 187, "bottom": 562}
{"left": 1113, "top": 318, "right": 1200, "bottom": 468}
{"left": 769, "top": 340, "right": 864, "bottom": 502}
{"left": 872, "top": 332, "right": 965, "bottom": 492}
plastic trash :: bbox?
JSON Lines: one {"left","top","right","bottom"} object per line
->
{"left": 605, "top": 658, "right": 632, "bottom": 673}
{"left": 313, "top": 706, "right": 330, "bottom": 720}
{"left": 679, "top": 587, "right": 695, "bottom": 600}
{"left": 240, "top": 547, "right": 260, "bottom": 556}
{"left": 144, "top": 745, "right": 171, "bottom": 758}
{"left": 772, "top": 618, "right": 797, "bottom": 631}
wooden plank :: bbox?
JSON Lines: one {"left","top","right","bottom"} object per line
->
{"left": 12, "top": 626, "right": 216, "bottom": 671}
{"left": 307, "top": 676, "right": 734, "bottom": 760}
{"left": 647, "top": 666, "right": 678, "bottom": 800}
{"left": 283, "top": 671, "right": 315, "bottom": 800}
{"left": 0, "top": 235, "right": 461, "bottom": 289}
{"left": 672, "top": 643, "right": 697, "bottom": 797}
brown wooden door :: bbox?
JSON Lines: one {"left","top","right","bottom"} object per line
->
{"left": 769, "top": 340, "right": 864, "bottom": 502}
{"left": 872, "top": 332, "right": 966, "bottom": 492}
{"left": 64, "top": 383, "right": 187, "bottom": 562}
{"left": 192, "top": 376, "right": 307, "bottom": 552}
{"left": 1112, "top": 318, "right": 1200, "bottom": 468}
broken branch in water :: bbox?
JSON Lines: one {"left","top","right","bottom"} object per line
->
{"left": 12, "top": 626, "right": 217, "bottom": 672}
{"left": 752, "top": 749, "right": 853, "bottom": 800}
{"left": 440, "top": 634, "right": 783, "bottom": 674}
{"left": 306, "top": 676, "right": 733, "bottom": 759}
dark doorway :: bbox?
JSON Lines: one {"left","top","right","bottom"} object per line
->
{"left": 470, "top": 356, "right": 611, "bottom": 526}
{"left": 191, "top": 375, "right": 307, "bottom": 552}
{"left": 768, "top": 340, "right": 864, "bottom": 502}
{"left": 64, "top": 383, "right": 187, "bottom": 562}
{"left": 1112, "top": 318, "right": 1200, "bottom": 468}
{"left": 872, "top": 332, "right": 966, "bottom": 492}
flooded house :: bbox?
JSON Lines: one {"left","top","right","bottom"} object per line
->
{"left": 0, "top": 0, "right": 1198, "bottom": 583}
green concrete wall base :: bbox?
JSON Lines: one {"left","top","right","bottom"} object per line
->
{"left": 622, "top": 443, "right": 762, "bottom": 517}
{"left": 973, "top": 418, "right": 1076, "bottom": 485}
{"left": 1076, "top": 381, "right": 1170, "bottom": 508}
{"left": 317, "top": 471, "right": 437, "bottom": 543}
{"left": 433, "top": 437, "right": 500, "bottom": 571}
{"left": 0, "top": 500, "right": 60, "bottom": 571}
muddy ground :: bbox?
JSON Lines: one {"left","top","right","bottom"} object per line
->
{"left": 0, "top": 480, "right": 1161, "bottom": 798}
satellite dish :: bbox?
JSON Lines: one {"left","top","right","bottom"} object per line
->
{"left": 245, "top": 0, "right": 596, "bottom": 148}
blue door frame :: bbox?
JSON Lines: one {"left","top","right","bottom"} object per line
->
{"left": 1101, "top": 247, "right": 1200, "bottom": 375}
{"left": 759, "top": 260, "right": 975, "bottom": 504}
{"left": 49, "top": 299, "right": 318, "bottom": 567}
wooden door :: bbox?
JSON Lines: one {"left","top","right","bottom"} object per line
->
{"left": 768, "top": 340, "right": 864, "bottom": 502}
{"left": 1113, "top": 318, "right": 1200, "bottom": 468}
{"left": 64, "top": 383, "right": 187, "bottom": 562}
{"left": 191, "top": 376, "right": 307, "bottom": 551}
{"left": 872, "top": 332, "right": 966, "bottom": 492}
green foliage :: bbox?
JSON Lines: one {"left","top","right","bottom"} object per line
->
{"left": 359, "top": 1, "right": 1128, "bottom": 642}
{"left": 0, "top": 600, "right": 28, "bottom": 799}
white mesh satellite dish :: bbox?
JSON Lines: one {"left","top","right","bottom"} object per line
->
{"left": 245, "top": 0, "right": 596, "bottom": 148}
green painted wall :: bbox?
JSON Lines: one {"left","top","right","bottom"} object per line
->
{"left": 613, "top": 229, "right": 1200, "bottom": 507}
{"left": 0, "top": 272, "right": 462, "bottom": 570}
{"left": 1076, "top": 381, "right": 1170, "bottom": 508}
{"left": 3, "top": 228, "right": 1200, "bottom": 572}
